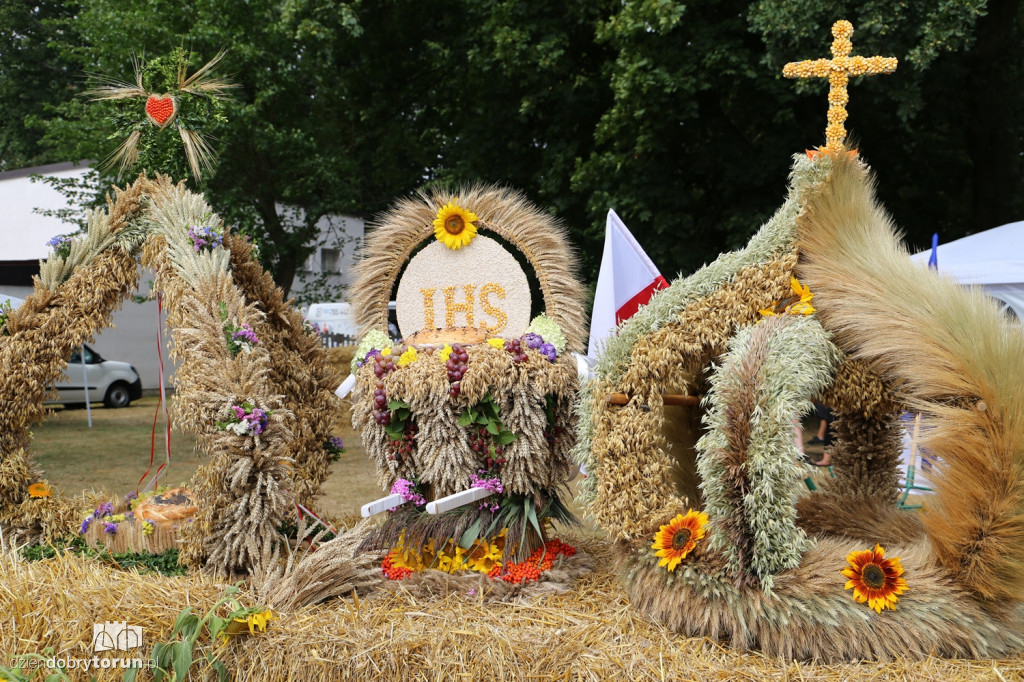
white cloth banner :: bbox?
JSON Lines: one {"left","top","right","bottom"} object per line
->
{"left": 588, "top": 210, "right": 667, "bottom": 358}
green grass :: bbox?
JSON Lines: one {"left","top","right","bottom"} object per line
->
{"left": 29, "top": 396, "right": 382, "bottom": 519}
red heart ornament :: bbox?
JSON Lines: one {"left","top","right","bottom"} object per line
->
{"left": 145, "top": 95, "right": 177, "bottom": 127}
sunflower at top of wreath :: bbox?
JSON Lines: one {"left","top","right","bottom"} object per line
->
{"left": 348, "top": 185, "right": 588, "bottom": 584}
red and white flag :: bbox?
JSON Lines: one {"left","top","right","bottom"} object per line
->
{"left": 588, "top": 209, "right": 668, "bottom": 358}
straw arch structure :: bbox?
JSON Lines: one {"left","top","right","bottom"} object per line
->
{"left": 351, "top": 184, "right": 586, "bottom": 353}
{"left": 0, "top": 175, "right": 341, "bottom": 576}
{"left": 576, "top": 152, "right": 1024, "bottom": 660}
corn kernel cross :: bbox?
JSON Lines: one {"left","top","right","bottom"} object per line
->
{"left": 783, "top": 20, "right": 897, "bottom": 152}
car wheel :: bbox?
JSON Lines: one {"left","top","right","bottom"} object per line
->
{"left": 104, "top": 382, "right": 132, "bottom": 408}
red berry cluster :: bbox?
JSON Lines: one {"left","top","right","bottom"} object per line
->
{"left": 468, "top": 427, "right": 507, "bottom": 470}
{"left": 504, "top": 337, "right": 529, "bottom": 363}
{"left": 446, "top": 344, "right": 469, "bottom": 397}
{"left": 372, "top": 353, "right": 397, "bottom": 425}
{"left": 387, "top": 421, "right": 418, "bottom": 464}
{"left": 544, "top": 424, "right": 565, "bottom": 447}
{"left": 488, "top": 539, "right": 577, "bottom": 584}
{"left": 381, "top": 552, "right": 412, "bottom": 580}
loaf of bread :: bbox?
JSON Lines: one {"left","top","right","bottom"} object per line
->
{"left": 134, "top": 487, "right": 198, "bottom": 524}
{"left": 406, "top": 326, "right": 488, "bottom": 347}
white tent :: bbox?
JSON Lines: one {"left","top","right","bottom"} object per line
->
{"left": 910, "top": 221, "right": 1024, "bottom": 322}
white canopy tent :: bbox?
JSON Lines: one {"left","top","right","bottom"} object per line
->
{"left": 910, "top": 220, "right": 1024, "bottom": 322}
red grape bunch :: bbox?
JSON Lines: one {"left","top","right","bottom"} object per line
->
{"left": 504, "top": 337, "right": 529, "bottom": 363}
{"left": 446, "top": 344, "right": 469, "bottom": 397}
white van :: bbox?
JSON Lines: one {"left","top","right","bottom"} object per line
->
{"left": 306, "top": 301, "right": 399, "bottom": 343}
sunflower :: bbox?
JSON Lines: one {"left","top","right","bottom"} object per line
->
{"left": 842, "top": 543, "right": 908, "bottom": 613}
{"left": 433, "top": 202, "right": 479, "bottom": 250}
{"left": 651, "top": 510, "right": 708, "bottom": 571}
{"left": 27, "top": 482, "right": 53, "bottom": 499}
{"left": 784, "top": 276, "right": 815, "bottom": 316}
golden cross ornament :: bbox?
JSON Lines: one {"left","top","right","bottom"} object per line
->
{"left": 783, "top": 20, "right": 897, "bottom": 152}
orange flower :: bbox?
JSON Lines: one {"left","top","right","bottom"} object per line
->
{"left": 842, "top": 543, "right": 908, "bottom": 613}
{"left": 27, "top": 482, "right": 52, "bottom": 499}
{"left": 651, "top": 510, "right": 708, "bottom": 571}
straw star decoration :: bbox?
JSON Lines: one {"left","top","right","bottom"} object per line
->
{"left": 783, "top": 20, "right": 897, "bottom": 153}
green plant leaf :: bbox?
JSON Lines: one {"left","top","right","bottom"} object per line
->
{"left": 210, "top": 658, "right": 229, "bottom": 682}
{"left": 495, "top": 431, "right": 517, "bottom": 446}
{"left": 384, "top": 421, "right": 405, "bottom": 440}
{"left": 457, "top": 411, "right": 474, "bottom": 427}
{"left": 170, "top": 640, "right": 194, "bottom": 682}
{"left": 207, "top": 615, "right": 227, "bottom": 641}
{"left": 170, "top": 608, "right": 197, "bottom": 638}
{"left": 458, "top": 517, "right": 483, "bottom": 550}
{"left": 387, "top": 399, "right": 409, "bottom": 411}
{"left": 485, "top": 420, "right": 500, "bottom": 435}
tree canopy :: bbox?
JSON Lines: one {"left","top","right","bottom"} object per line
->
{"left": 3, "top": 0, "right": 1021, "bottom": 294}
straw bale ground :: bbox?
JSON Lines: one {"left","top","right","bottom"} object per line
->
{"left": 8, "top": 347, "right": 1022, "bottom": 679}
{"left": 4, "top": 528, "right": 1023, "bottom": 681}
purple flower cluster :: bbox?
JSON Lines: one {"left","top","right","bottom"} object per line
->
{"left": 523, "top": 333, "right": 544, "bottom": 350}
{"left": 46, "top": 235, "right": 72, "bottom": 248}
{"left": 232, "top": 404, "right": 269, "bottom": 435}
{"left": 390, "top": 478, "right": 426, "bottom": 508}
{"left": 231, "top": 323, "right": 260, "bottom": 345}
{"left": 187, "top": 225, "right": 223, "bottom": 252}
{"left": 104, "top": 522, "right": 118, "bottom": 534}
{"left": 470, "top": 471, "right": 504, "bottom": 495}
{"left": 124, "top": 491, "right": 138, "bottom": 503}
{"left": 329, "top": 436, "right": 344, "bottom": 451}
{"left": 521, "top": 332, "right": 557, "bottom": 362}
{"left": 96, "top": 502, "right": 114, "bottom": 517}
{"left": 356, "top": 348, "right": 381, "bottom": 369}
{"left": 80, "top": 517, "right": 93, "bottom": 534}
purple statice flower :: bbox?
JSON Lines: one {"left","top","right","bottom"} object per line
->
{"left": 95, "top": 502, "right": 114, "bottom": 518}
{"left": 187, "top": 225, "right": 223, "bottom": 252}
{"left": 539, "top": 342, "right": 557, "bottom": 363}
{"left": 124, "top": 491, "right": 138, "bottom": 503}
{"left": 523, "top": 333, "right": 544, "bottom": 350}
{"left": 390, "top": 478, "right": 426, "bottom": 507}
{"left": 80, "top": 517, "right": 93, "bottom": 534}
{"left": 124, "top": 510, "right": 134, "bottom": 518}
{"left": 232, "top": 405, "right": 247, "bottom": 421}
{"left": 244, "top": 408, "right": 269, "bottom": 435}
{"left": 103, "top": 522, "right": 118, "bottom": 534}
{"left": 231, "top": 323, "right": 260, "bottom": 345}
{"left": 470, "top": 471, "right": 504, "bottom": 496}
{"left": 329, "top": 436, "right": 344, "bottom": 451}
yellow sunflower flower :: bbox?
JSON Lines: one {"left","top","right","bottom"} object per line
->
{"left": 433, "top": 202, "right": 479, "bottom": 250}
{"left": 27, "top": 482, "right": 53, "bottom": 499}
{"left": 842, "top": 543, "right": 908, "bottom": 613}
{"left": 784, "top": 277, "right": 815, "bottom": 316}
{"left": 651, "top": 510, "right": 708, "bottom": 571}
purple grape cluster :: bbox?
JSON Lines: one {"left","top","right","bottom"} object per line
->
{"left": 504, "top": 337, "right": 529, "bottom": 363}
{"left": 446, "top": 344, "right": 469, "bottom": 397}
{"left": 372, "top": 353, "right": 396, "bottom": 425}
